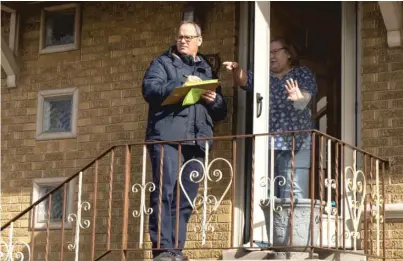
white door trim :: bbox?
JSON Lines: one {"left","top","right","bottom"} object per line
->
{"left": 339, "top": 1, "right": 358, "bottom": 250}
{"left": 341, "top": 1, "right": 357, "bottom": 146}
{"left": 250, "top": 1, "right": 271, "bottom": 244}
{"left": 232, "top": 1, "right": 249, "bottom": 247}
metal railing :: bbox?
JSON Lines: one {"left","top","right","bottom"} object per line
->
{"left": 0, "top": 130, "right": 387, "bottom": 261}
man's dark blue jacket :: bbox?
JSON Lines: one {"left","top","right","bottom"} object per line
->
{"left": 142, "top": 46, "right": 227, "bottom": 149}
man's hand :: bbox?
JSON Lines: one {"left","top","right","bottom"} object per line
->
{"left": 201, "top": 90, "right": 216, "bottom": 104}
{"left": 285, "top": 78, "right": 304, "bottom": 101}
{"left": 185, "top": 75, "right": 202, "bottom": 82}
{"left": 223, "top": 61, "right": 239, "bottom": 71}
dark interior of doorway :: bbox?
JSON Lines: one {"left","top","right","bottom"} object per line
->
{"left": 242, "top": 1, "right": 343, "bottom": 244}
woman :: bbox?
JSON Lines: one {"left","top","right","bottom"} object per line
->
{"left": 223, "top": 37, "right": 317, "bottom": 199}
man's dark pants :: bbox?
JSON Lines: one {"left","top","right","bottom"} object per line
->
{"left": 148, "top": 143, "right": 204, "bottom": 257}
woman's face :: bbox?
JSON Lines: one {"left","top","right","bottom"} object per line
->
{"left": 270, "top": 41, "right": 291, "bottom": 73}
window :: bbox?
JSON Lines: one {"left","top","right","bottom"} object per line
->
{"left": 32, "top": 177, "right": 75, "bottom": 230}
{"left": 39, "top": 3, "right": 81, "bottom": 54}
{"left": 36, "top": 88, "right": 78, "bottom": 140}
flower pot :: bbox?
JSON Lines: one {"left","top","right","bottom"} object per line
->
{"left": 261, "top": 198, "right": 325, "bottom": 251}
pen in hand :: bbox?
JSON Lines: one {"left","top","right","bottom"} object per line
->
{"left": 183, "top": 75, "right": 202, "bottom": 82}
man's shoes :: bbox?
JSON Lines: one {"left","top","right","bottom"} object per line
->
{"left": 153, "top": 251, "right": 190, "bottom": 261}
{"left": 153, "top": 252, "right": 175, "bottom": 261}
{"left": 173, "top": 252, "right": 189, "bottom": 261}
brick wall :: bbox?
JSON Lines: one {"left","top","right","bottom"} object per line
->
{"left": 1, "top": 2, "right": 236, "bottom": 260}
{"left": 360, "top": 2, "right": 403, "bottom": 260}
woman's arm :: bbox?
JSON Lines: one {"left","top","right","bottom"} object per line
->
{"left": 223, "top": 61, "right": 252, "bottom": 90}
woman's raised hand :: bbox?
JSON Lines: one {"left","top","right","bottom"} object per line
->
{"left": 285, "top": 78, "right": 304, "bottom": 101}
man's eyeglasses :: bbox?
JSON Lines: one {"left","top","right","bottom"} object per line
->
{"left": 177, "top": 35, "right": 200, "bottom": 42}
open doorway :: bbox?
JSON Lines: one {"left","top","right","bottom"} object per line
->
{"left": 270, "top": 1, "right": 342, "bottom": 140}
{"left": 242, "top": 1, "right": 343, "bottom": 244}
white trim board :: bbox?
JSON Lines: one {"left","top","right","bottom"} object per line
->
{"left": 233, "top": 0, "right": 249, "bottom": 247}
{"left": 385, "top": 203, "right": 403, "bottom": 221}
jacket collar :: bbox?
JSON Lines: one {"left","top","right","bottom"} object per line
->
{"left": 166, "top": 45, "right": 210, "bottom": 69}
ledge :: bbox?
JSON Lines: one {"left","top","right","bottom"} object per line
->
{"left": 385, "top": 203, "right": 403, "bottom": 221}
{"left": 366, "top": 203, "right": 403, "bottom": 221}
{"left": 378, "top": 1, "right": 402, "bottom": 48}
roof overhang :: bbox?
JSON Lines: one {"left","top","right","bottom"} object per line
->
{"left": 1, "top": 4, "right": 20, "bottom": 88}
{"left": 1, "top": 34, "right": 19, "bottom": 88}
{"left": 378, "top": 1, "right": 402, "bottom": 47}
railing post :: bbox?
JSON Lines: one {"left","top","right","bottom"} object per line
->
{"left": 375, "top": 159, "right": 380, "bottom": 256}
{"left": 231, "top": 138, "right": 237, "bottom": 248}
{"left": 139, "top": 145, "right": 148, "bottom": 248}
{"left": 91, "top": 160, "right": 99, "bottom": 261}
{"left": 67, "top": 171, "right": 91, "bottom": 261}
{"left": 121, "top": 145, "right": 131, "bottom": 261}
{"left": 175, "top": 143, "right": 182, "bottom": 249}
{"left": 107, "top": 149, "right": 115, "bottom": 251}
{"left": 249, "top": 136, "right": 255, "bottom": 248}
{"left": 310, "top": 132, "right": 316, "bottom": 250}
{"left": 60, "top": 183, "right": 67, "bottom": 261}
{"left": 382, "top": 162, "right": 386, "bottom": 261}
{"left": 46, "top": 194, "right": 52, "bottom": 261}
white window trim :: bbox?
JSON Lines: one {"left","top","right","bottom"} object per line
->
{"left": 39, "top": 3, "right": 81, "bottom": 54}
{"left": 31, "top": 177, "right": 75, "bottom": 230}
{"left": 36, "top": 87, "right": 79, "bottom": 141}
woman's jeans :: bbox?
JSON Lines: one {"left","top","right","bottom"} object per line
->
{"left": 268, "top": 149, "right": 311, "bottom": 199}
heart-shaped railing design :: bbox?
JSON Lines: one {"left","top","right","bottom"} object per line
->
{"left": 344, "top": 165, "right": 366, "bottom": 250}
{"left": 179, "top": 157, "right": 233, "bottom": 245}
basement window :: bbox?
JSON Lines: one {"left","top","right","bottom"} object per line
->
{"left": 36, "top": 88, "right": 78, "bottom": 140}
{"left": 32, "top": 177, "right": 75, "bottom": 230}
{"left": 39, "top": 3, "right": 81, "bottom": 54}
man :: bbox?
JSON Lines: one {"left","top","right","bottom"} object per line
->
{"left": 142, "top": 21, "right": 227, "bottom": 261}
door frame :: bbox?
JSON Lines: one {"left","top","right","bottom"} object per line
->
{"left": 233, "top": 1, "right": 359, "bottom": 246}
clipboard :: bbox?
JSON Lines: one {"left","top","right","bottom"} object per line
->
{"left": 161, "top": 79, "right": 219, "bottom": 106}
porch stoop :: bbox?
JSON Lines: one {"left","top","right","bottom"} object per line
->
{"left": 221, "top": 250, "right": 318, "bottom": 260}
{"left": 218, "top": 259, "right": 320, "bottom": 261}
{"left": 221, "top": 249, "right": 367, "bottom": 261}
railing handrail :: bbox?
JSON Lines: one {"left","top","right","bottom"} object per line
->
{"left": 0, "top": 129, "right": 388, "bottom": 230}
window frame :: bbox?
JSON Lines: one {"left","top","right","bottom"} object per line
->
{"left": 36, "top": 87, "right": 79, "bottom": 141}
{"left": 39, "top": 3, "right": 81, "bottom": 54}
{"left": 31, "top": 177, "right": 75, "bottom": 230}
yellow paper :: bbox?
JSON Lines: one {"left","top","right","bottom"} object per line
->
{"left": 183, "top": 79, "right": 219, "bottom": 87}
{"left": 182, "top": 88, "right": 206, "bottom": 106}
{"left": 161, "top": 79, "right": 219, "bottom": 106}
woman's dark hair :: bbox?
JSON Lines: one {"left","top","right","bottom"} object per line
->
{"left": 270, "top": 37, "right": 300, "bottom": 66}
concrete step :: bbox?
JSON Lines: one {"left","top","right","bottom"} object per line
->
{"left": 222, "top": 249, "right": 319, "bottom": 260}
{"left": 216, "top": 259, "right": 320, "bottom": 261}
{"left": 222, "top": 249, "right": 274, "bottom": 260}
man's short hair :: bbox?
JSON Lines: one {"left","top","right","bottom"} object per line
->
{"left": 180, "top": 20, "right": 202, "bottom": 36}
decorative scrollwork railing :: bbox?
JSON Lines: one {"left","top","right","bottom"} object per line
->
{"left": 179, "top": 142, "right": 233, "bottom": 245}
{"left": 0, "top": 223, "right": 31, "bottom": 261}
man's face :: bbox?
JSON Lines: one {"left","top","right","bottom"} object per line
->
{"left": 176, "top": 23, "right": 202, "bottom": 57}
